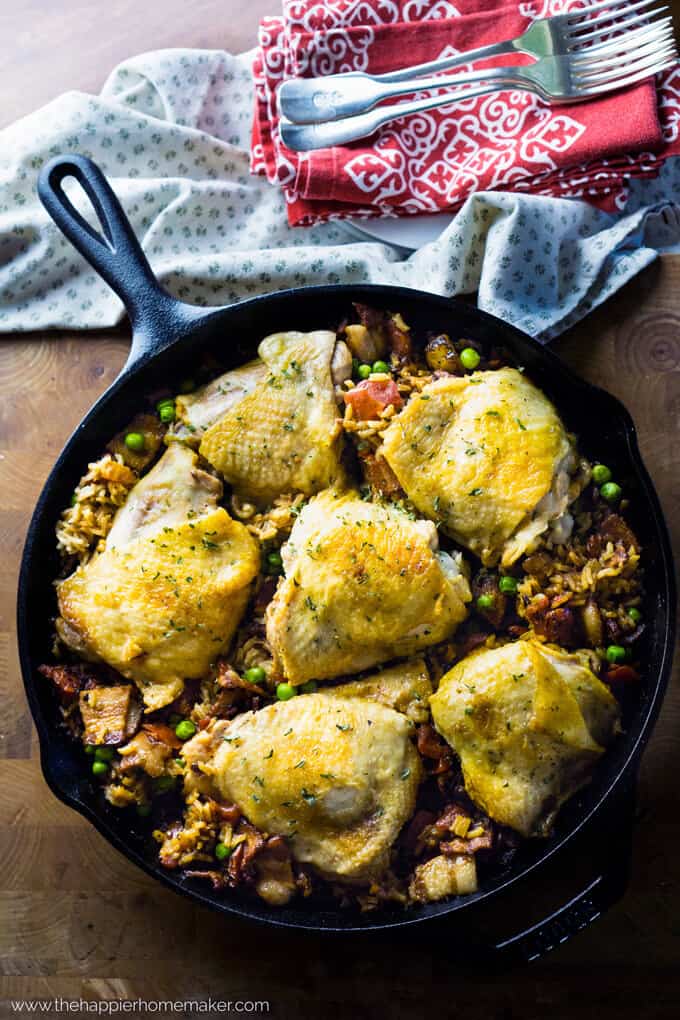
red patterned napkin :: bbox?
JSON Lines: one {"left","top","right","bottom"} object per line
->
{"left": 252, "top": 0, "right": 680, "bottom": 226}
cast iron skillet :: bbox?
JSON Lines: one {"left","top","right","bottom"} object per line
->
{"left": 17, "top": 154, "right": 675, "bottom": 963}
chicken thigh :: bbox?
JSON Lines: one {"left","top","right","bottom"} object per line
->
{"left": 266, "top": 489, "right": 471, "bottom": 684}
{"left": 430, "top": 638, "right": 621, "bottom": 837}
{"left": 57, "top": 445, "right": 259, "bottom": 710}
{"left": 381, "top": 368, "right": 582, "bottom": 567}
{"left": 198, "top": 330, "right": 345, "bottom": 505}
{"left": 182, "top": 692, "right": 421, "bottom": 883}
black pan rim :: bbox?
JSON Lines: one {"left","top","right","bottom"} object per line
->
{"left": 16, "top": 282, "right": 677, "bottom": 934}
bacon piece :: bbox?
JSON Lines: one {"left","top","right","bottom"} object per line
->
{"left": 38, "top": 663, "right": 97, "bottom": 703}
{"left": 118, "top": 723, "right": 180, "bottom": 776}
{"left": 344, "top": 378, "right": 403, "bottom": 421}
{"left": 586, "top": 512, "right": 640, "bottom": 558}
{"left": 385, "top": 314, "right": 412, "bottom": 360}
{"left": 216, "top": 660, "right": 267, "bottom": 697}
{"left": 416, "top": 723, "right": 453, "bottom": 774}
{"left": 227, "top": 820, "right": 267, "bottom": 885}
{"left": 143, "top": 723, "right": 182, "bottom": 749}
{"left": 359, "top": 451, "right": 403, "bottom": 498}
{"left": 526, "top": 597, "right": 582, "bottom": 648}
{"left": 441, "top": 833, "right": 493, "bottom": 855}
{"left": 79, "top": 685, "right": 134, "bottom": 746}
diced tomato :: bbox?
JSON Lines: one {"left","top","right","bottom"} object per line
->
{"left": 605, "top": 665, "right": 640, "bottom": 684}
{"left": 343, "top": 379, "right": 403, "bottom": 421}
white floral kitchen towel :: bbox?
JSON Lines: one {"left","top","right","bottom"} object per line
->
{"left": 0, "top": 47, "right": 679, "bottom": 341}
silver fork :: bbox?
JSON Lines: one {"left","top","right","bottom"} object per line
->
{"left": 279, "top": 0, "right": 669, "bottom": 124}
{"left": 280, "top": 22, "right": 676, "bottom": 151}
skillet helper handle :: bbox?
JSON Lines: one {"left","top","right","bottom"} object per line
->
{"left": 37, "top": 154, "right": 201, "bottom": 359}
{"left": 491, "top": 780, "right": 636, "bottom": 966}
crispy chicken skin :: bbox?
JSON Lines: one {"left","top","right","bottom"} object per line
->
{"left": 265, "top": 489, "right": 471, "bottom": 684}
{"left": 175, "top": 358, "right": 268, "bottom": 438}
{"left": 198, "top": 330, "right": 345, "bottom": 505}
{"left": 182, "top": 692, "right": 422, "bottom": 883}
{"left": 57, "top": 446, "right": 259, "bottom": 711}
{"left": 326, "top": 658, "right": 433, "bottom": 724}
{"left": 381, "top": 368, "right": 577, "bottom": 567}
{"left": 430, "top": 639, "right": 621, "bottom": 837}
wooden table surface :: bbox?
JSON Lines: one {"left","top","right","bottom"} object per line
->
{"left": 1, "top": 3, "right": 679, "bottom": 1016}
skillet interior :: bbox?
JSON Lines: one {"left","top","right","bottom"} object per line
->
{"left": 17, "top": 283, "right": 676, "bottom": 935}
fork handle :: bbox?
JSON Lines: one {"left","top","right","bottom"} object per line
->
{"left": 280, "top": 79, "right": 518, "bottom": 152}
{"left": 377, "top": 38, "right": 516, "bottom": 83}
{"left": 278, "top": 40, "right": 518, "bottom": 124}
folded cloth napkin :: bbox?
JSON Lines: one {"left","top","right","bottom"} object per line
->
{"left": 1, "top": 46, "right": 680, "bottom": 344}
{"left": 252, "top": 0, "right": 680, "bottom": 226}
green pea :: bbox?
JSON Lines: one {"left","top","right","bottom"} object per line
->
{"left": 124, "top": 432, "right": 145, "bottom": 452}
{"left": 174, "top": 757, "right": 186, "bottom": 768}
{"left": 159, "top": 403, "right": 176, "bottom": 424}
{"left": 498, "top": 576, "right": 518, "bottom": 595}
{"left": 70, "top": 492, "right": 78, "bottom": 507}
{"left": 627, "top": 607, "right": 642, "bottom": 624}
{"left": 215, "top": 842, "right": 232, "bottom": 861}
{"left": 460, "top": 347, "right": 481, "bottom": 370}
{"left": 606, "top": 645, "right": 627, "bottom": 664}
{"left": 276, "top": 682, "right": 296, "bottom": 701}
{"left": 156, "top": 397, "right": 174, "bottom": 411}
{"left": 300, "top": 680, "right": 317, "bottom": 694}
{"left": 371, "top": 360, "right": 390, "bottom": 375}
{"left": 136, "top": 803, "right": 152, "bottom": 817}
{"left": 244, "top": 666, "right": 267, "bottom": 685}
{"left": 357, "top": 363, "right": 371, "bottom": 380}
{"left": 92, "top": 760, "right": 108, "bottom": 778}
{"left": 153, "top": 775, "right": 176, "bottom": 793}
{"left": 267, "top": 550, "right": 283, "bottom": 569}
{"left": 592, "top": 464, "right": 612, "bottom": 485}
{"left": 476, "top": 593, "right": 494, "bottom": 611}
{"left": 600, "top": 482, "right": 622, "bottom": 504}
{"left": 175, "top": 719, "right": 197, "bottom": 741}
{"left": 94, "top": 746, "right": 115, "bottom": 762}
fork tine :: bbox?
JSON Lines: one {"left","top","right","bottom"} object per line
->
{"left": 576, "top": 42, "right": 677, "bottom": 83}
{"left": 566, "top": 0, "right": 660, "bottom": 39}
{"left": 565, "top": 0, "right": 648, "bottom": 23}
{"left": 571, "top": 18, "right": 673, "bottom": 62}
{"left": 571, "top": 25, "right": 675, "bottom": 69}
{"left": 571, "top": 14, "right": 672, "bottom": 55}
{"left": 581, "top": 54, "right": 676, "bottom": 92}
{"left": 566, "top": 0, "right": 659, "bottom": 34}
{"left": 569, "top": 6, "right": 669, "bottom": 46}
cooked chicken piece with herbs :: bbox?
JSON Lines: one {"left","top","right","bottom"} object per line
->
{"left": 182, "top": 692, "right": 421, "bottom": 883}
{"left": 198, "top": 330, "right": 345, "bottom": 505}
{"left": 430, "top": 639, "right": 621, "bottom": 837}
{"left": 381, "top": 368, "right": 583, "bottom": 568}
{"left": 265, "top": 489, "right": 471, "bottom": 684}
{"left": 175, "top": 359, "right": 268, "bottom": 439}
{"left": 106, "top": 443, "right": 221, "bottom": 547}
{"left": 326, "top": 658, "right": 433, "bottom": 723}
{"left": 57, "top": 447, "right": 259, "bottom": 711}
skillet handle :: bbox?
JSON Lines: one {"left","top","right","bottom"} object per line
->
{"left": 37, "top": 154, "right": 204, "bottom": 366}
{"left": 489, "top": 777, "right": 636, "bottom": 966}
